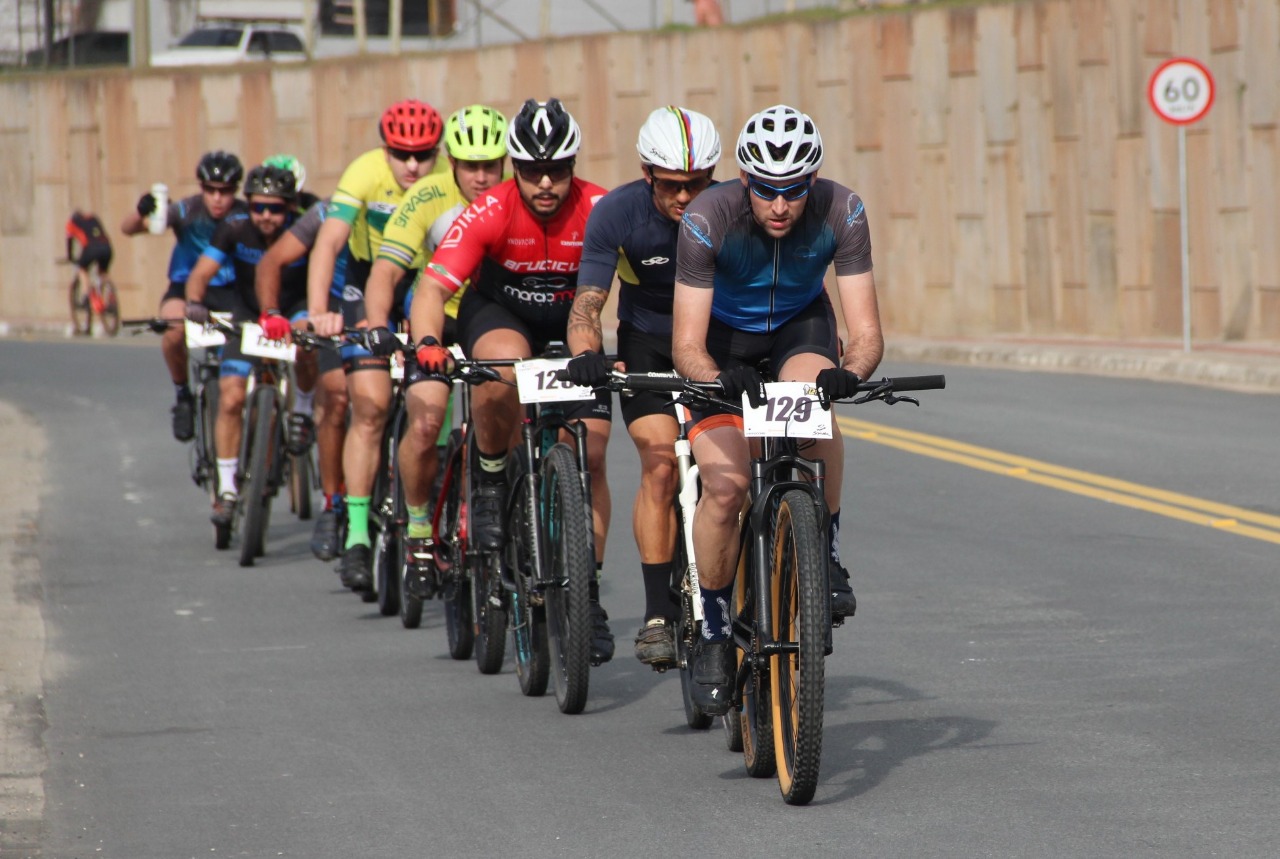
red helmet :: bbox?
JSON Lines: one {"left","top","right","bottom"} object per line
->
{"left": 379, "top": 99, "right": 444, "bottom": 150}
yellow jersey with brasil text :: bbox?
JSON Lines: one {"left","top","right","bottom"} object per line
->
{"left": 328, "top": 148, "right": 448, "bottom": 262}
{"left": 377, "top": 173, "right": 465, "bottom": 271}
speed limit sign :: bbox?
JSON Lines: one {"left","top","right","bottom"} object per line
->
{"left": 1148, "top": 58, "right": 1214, "bottom": 125}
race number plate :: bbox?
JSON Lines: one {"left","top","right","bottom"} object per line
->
{"left": 184, "top": 312, "right": 233, "bottom": 348}
{"left": 515, "top": 358, "right": 594, "bottom": 404}
{"left": 743, "top": 382, "right": 831, "bottom": 439}
{"left": 240, "top": 322, "right": 297, "bottom": 362}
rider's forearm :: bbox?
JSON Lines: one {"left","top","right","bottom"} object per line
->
{"left": 672, "top": 338, "right": 719, "bottom": 383}
{"left": 409, "top": 277, "right": 448, "bottom": 344}
{"left": 363, "top": 259, "right": 400, "bottom": 330}
{"left": 566, "top": 284, "right": 608, "bottom": 355}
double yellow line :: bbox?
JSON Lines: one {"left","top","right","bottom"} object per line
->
{"left": 837, "top": 416, "right": 1280, "bottom": 546}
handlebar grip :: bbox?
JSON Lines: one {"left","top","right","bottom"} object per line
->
{"left": 886, "top": 374, "right": 947, "bottom": 392}
{"left": 612, "top": 373, "right": 689, "bottom": 393}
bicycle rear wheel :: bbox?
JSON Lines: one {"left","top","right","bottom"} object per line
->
{"left": 770, "top": 489, "right": 827, "bottom": 805}
{"left": 509, "top": 470, "right": 549, "bottom": 696}
{"left": 542, "top": 444, "right": 593, "bottom": 715}
{"left": 437, "top": 432, "right": 473, "bottom": 659}
{"left": 99, "top": 279, "right": 120, "bottom": 336}
{"left": 239, "top": 386, "right": 277, "bottom": 567}
{"left": 69, "top": 277, "right": 91, "bottom": 335}
{"left": 733, "top": 544, "right": 775, "bottom": 776}
{"left": 289, "top": 449, "right": 314, "bottom": 521}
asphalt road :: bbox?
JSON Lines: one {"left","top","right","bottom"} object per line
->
{"left": 1, "top": 336, "right": 1277, "bottom": 858}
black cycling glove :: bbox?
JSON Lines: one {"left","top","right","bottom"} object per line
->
{"left": 565, "top": 350, "right": 609, "bottom": 388}
{"left": 815, "top": 367, "right": 863, "bottom": 406}
{"left": 365, "top": 326, "right": 400, "bottom": 357}
{"left": 136, "top": 193, "right": 157, "bottom": 218}
{"left": 716, "top": 365, "right": 767, "bottom": 408}
{"left": 185, "top": 301, "right": 210, "bottom": 325}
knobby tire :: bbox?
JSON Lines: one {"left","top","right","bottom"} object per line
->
{"left": 542, "top": 444, "right": 593, "bottom": 715}
{"left": 510, "top": 472, "right": 549, "bottom": 696}
{"left": 239, "top": 386, "right": 276, "bottom": 567}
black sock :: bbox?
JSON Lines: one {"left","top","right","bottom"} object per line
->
{"left": 700, "top": 584, "right": 733, "bottom": 641}
{"left": 642, "top": 562, "right": 676, "bottom": 621}
{"left": 175, "top": 383, "right": 192, "bottom": 400}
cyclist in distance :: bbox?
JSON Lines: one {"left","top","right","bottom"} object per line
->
{"left": 362, "top": 103, "right": 508, "bottom": 596}
{"left": 671, "top": 105, "right": 882, "bottom": 713}
{"left": 121, "top": 151, "right": 247, "bottom": 442}
{"left": 564, "top": 106, "right": 722, "bottom": 669}
{"left": 257, "top": 190, "right": 352, "bottom": 561}
{"left": 307, "top": 99, "right": 444, "bottom": 591}
{"left": 409, "top": 98, "right": 617, "bottom": 664}
{"left": 185, "top": 165, "right": 307, "bottom": 528}
{"left": 263, "top": 153, "right": 321, "bottom": 214}
{"left": 66, "top": 209, "right": 114, "bottom": 319}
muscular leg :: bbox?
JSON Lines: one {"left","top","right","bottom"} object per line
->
{"left": 689, "top": 425, "right": 751, "bottom": 593}
{"left": 342, "top": 368, "right": 392, "bottom": 501}
{"left": 314, "top": 367, "right": 347, "bottom": 499}
{"left": 470, "top": 328, "right": 530, "bottom": 459}
{"left": 628, "top": 413, "right": 679, "bottom": 564}
{"left": 399, "top": 379, "right": 450, "bottom": 510}
{"left": 159, "top": 296, "right": 189, "bottom": 386}
{"left": 214, "top": 374, "right": 248, "bottom": 491}
{"left": 579, "top": 416, "right": 612, "bottom": 564}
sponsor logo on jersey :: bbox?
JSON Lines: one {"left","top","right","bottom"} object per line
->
{"left": 846, "top": 194, "right": 865, "bottom": 227}
{"left": 641, "top": 256, "right": 670, "bottom": 265}
{"left": 681, "top": 212, "right": 713, "bottom": 248}
{"left": 502, "top": 259, "right": 579, "bottom": 274}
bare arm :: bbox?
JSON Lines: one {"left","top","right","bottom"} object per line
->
{"left": 408, "top": 271, "right": 450, "bottom": 345}
{"left": 363, "top": 258, "right": 403, "bottom": 330}
{"left": 832, "top": 270, "right": 884, "bottom": 380}
{"left": 566, "top": 283, "right": 609, "bottom": 356}
{"left": 307, "top": 217, "right": 352, "bottom": 334}
{"left": 120, "top": 209, "right": 147, "bottom": 236}
{"left": 255, "top": 231, "right": 308, "bottom": 314}
{"left": 184, "top": 256, "right": 221, "bottom": 306}
{"left": 670, "top": 281, "right": 719, "bottom": 382}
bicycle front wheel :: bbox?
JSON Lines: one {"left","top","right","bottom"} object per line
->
{"left": 542, "top": 444, "right": 593, "bottom": 715}
{"left": 239, "top": 386, "right": 277, "bottom": 567}
{"left": 69, "top": 277, "right": 91, "bottom": 335}
{"left": 99, "top": 279, "right": 120, "bottom": 336}
{"left": 673, "top": 516, "right": 712, "bottom": 730}
{"left": 770, "top": 489, "right": 827, "bottom": 805}
{"left": 374, "top": 409, "right": 406, "bottom": 618}
{"left": 472, "top": 551, "right": 507, "bottom": 675}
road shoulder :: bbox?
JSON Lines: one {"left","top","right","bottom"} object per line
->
{"left": 0, "top": 400, "right": 46, "bottom": 855}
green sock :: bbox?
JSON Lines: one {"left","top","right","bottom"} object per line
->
{"left": 407, "top": 504, "right": 432, "bottom": 540}
{"left": 345, "top": 496, "right": 371, "bottom": 549}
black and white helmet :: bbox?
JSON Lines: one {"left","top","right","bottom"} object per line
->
{"left": 196, "top": 150, "right": 244, "bottom": 185}
{"left": 243, "top": 165, "right": 297, "bottom": 200}
{"left": 636, "top": 106, "right": 721, "bottom": 172}
{"left": 735, "top": 105, "right": 824, "bottom": 182}
{"left": 507, "top": 98, "right": 582, "bottom": 162}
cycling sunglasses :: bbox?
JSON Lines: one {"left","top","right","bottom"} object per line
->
{"left": 387, "top": 146, "right": 438, "bottom": 163}
{"left": 747, "top": 176, "right": 812, "bottom": 202}
{"left": 200, "top": 183, "right": 237, "bottom": 197}
{"left": 249, "top": 201, "right": 289, "bottom": 215}
{"left": 648, "top": 169, "right": 713, "bottom": 196}
{"left": 513, "top": 159, "right": 575, "bottom": 184}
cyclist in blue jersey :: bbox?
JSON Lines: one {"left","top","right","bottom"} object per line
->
{"left": 184, "top": 165, "right": 304, "bottom": 527}
{"left": 565, "top": 106, "right": 723, "bottom": 669}
{"left": 121, "top": 151, "right": 247, "bottom": 442}
{"left": 256, "top": 196, "right": 352, "bottom": 561}
{"left": 671, "top": 105, "right": 883, "bottom": 714}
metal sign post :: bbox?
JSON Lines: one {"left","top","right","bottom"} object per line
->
{"left": 1148, "top": 58, "right": 1215, "bottom": 353}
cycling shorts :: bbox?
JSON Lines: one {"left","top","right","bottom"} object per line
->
{"left": 689, "top": 293, "right": 838, "bottom": 425}
{"left": 616, "top": 322, "right": 677, "bottom": 427}
{"left": 76, "top": 245, "right": 112, "bottom": 273}
{"left": 457, "top": 288, "right": 611, "bottom": 422}
{"left": 339, "top": 269, "right": 415, "bottom": 373}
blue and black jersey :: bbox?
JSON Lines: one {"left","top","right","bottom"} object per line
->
{"left": 201, "top": 213, "right": 307, "bottom": 315}
{"left": 165, "top": 195, "right": 248, "bottom": 287}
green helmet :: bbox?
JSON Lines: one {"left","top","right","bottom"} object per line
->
{"left": 444, "top": 105, "right": 508, "bottom": 162}
{"left": 263, "top": 153, "right": 306, "bottom": 192}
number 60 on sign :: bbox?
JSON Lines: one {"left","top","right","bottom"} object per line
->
{"left": 1148, "top": 57, "right": 1214, "bottom": 126}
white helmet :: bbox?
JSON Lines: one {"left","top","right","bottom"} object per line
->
{"left": 507, "top": 98, "right": 582, "bottom": 162}
{"left": 636, "top": 106, "right": 722, "bottom": 172}
{"left": 735, "top": 105, "right": 824, "bottom": 183}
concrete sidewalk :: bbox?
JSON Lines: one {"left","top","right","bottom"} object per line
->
{"left": 884, "top": 336, "right": 1280, "bottom": 394}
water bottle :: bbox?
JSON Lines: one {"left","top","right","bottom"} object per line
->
{"left": 147, "top": 183, "right": 169, "bottom": 235}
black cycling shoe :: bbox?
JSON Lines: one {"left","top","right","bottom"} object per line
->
{"left": 172, "top": 393, "right": 195, "bottom": 442}
{"left": 285, "top": 412, "right": 315, "bottom": 455}
{"left": 470, "top": 482, "right": 506, "bottom": 551}
{"left": 588, "top": 600, "right": 615, "bottom": 666}
{"left": 404, "top": 536, "right": 436, "bottom": 600}
{"left": 633, "top": 617, "right": 676, "bottom": 668}
{"left": 210, "top": 492, "right": 237, "bottom": 527}
{"left": 831, "top": 565, "right": 857, "bottom": 622}
{"left": 338, "top": 544, "right": 372, "bottom": 591}
{"left": 690, "top": 638, "right": 735, "bottom": 716}
{"left": 310, "top": 508, "right": 340, "bottom": 561}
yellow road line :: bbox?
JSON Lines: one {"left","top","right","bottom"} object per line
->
{"left": 837, "top": 416, "right": 1280, "bottom": 545}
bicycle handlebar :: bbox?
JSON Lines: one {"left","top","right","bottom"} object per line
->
{"left": 599, "top": 370, "right": 946, "bottom": 409}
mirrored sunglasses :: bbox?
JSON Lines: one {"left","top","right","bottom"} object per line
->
{"left": 747, "top": 177, "right": 812, "bottom": 202}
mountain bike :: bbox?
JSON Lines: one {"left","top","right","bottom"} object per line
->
{"left": 125, "top": 315, "right": 231, "bottom": 549}
{"left": 234, "top": 321, "right": 315, "bottom": 567}
{"left": 604, "top": 369, "right": 945, "bottom": 804}
{"left": 70, "top": 260, "right": 119, "bottom": 337}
